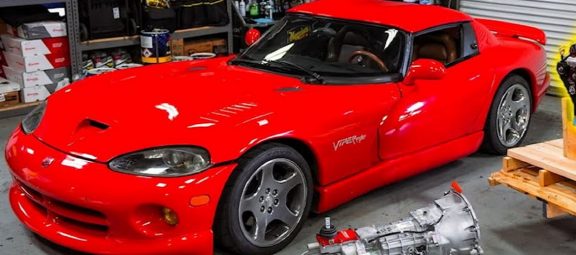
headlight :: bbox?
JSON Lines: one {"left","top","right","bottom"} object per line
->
{"left": 108, "top": 147, "right": 211, "bottom": 177}
{"left": 22, "top": 101, "right": 47, "bottom": 134}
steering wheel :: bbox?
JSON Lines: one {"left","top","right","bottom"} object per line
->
{"left": 348, "top": 50, "right": 389, "bottom": 73}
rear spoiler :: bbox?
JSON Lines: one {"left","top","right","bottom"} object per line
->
{"left": 476, "top": 18, "right": 546, "bottom": 45}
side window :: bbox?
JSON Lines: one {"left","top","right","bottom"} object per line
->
{"left": 461, "top": 22, "right": 479, "bottom": 58}
{"left": 412, "top": 23, "right": 478, "bottom": 66}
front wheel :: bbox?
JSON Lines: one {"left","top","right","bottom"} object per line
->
{"left": 215, "top": 144, "right": 313, "bottom": 255}
{"left": 482, "top": 75, "right": 532, "bottom": 155}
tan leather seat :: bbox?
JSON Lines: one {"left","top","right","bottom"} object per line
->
{"left": 416, "top": 43, "right": 449, "bottom": 63}
{"left": 413, "top": 33, "right": 458, "bottom": 64}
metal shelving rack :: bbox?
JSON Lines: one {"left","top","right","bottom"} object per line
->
{"left": 80, "top": 25, "right": 233, "bottom": 51}
{"left": 0, "top": 0, "right": 234, "bottom": 118}
{"left": 73, "top": 0, "right": 234, "bottom": 77}
{"left": 0, "top": 0, "right": 78, "bottom": 118}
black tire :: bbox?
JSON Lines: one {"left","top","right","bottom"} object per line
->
{"left": 482, "top": 75, "right": 532, "bottom": 155}
{"left": 215, "top": 143, "right": 313, "bottom": 255}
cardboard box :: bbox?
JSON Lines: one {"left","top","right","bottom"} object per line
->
{"left": 0, "top": 77, "right": 21, "bottom": 93}
{"left": 0, "top": 91, "right": 20, "bottom": 108}
{"left": 21, "top": 84, "right": 53, "bottom": 103}
{"left": 4, "top": 51, "right": 70, "bottom": 72}
{"left": 1, "top": 34, "right": 69, "bottom": 57}
{"left": 4, "top": 65, "right": 69, "bottom": 87}
{"left": 0, "top": 77, "right": 22, "bottom": 107}
{"left": 20, "top": 79, "right": 69, "bottom": 103}
{"left": 171, "top": 39, "right": 185, "bottom": 56}
{"left": 7, "top": 21, "right": 67, "bottom": 40}
{"left": 184, "top": 38, "right": 227, "bottom": 55}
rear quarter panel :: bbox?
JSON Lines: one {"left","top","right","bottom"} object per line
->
{"left": 471, "top": 20, "right": 548, "bottom": 129}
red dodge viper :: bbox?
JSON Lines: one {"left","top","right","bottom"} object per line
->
{"left": 7, "top": 1, "right": 549, "bottom": 254}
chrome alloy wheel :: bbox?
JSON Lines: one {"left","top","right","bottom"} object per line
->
{"left": 238, "top": 158, "right": 308, "bottom": 247}
{"left": 496, "top": 84, "right": 531, "bottom": 147}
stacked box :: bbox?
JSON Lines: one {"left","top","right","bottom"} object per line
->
{"left": 0, "top": 77, "right": 21, "bottom": 107}
{"left": 2, "top": 34, "right": 70, "bottom": 72}
{"left": 21, "top": 83, "right": 59, "bottom": 103}
{"left": 4, "top": 65, "right": 69, "bottom": 88}
{"left": 7, "top": 21, "right": 67, "bottom": 40}
{"left": 184, "top": 38, "right": 227, "bottom": 55}
{"left": 0, "top": 26, "right": 71, "bottom": 103}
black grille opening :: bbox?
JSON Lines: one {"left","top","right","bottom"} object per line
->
{"left": 19, "top": 182, "right": 43, "bottom": 202}
{"left": 29, "top": 198, "right": 48, "bottom": 215}
{"left": 18, "top": 181, "right": 106, "bottom": 222}
{"left": 51, "top": 199, "right": 106, "bottom": 219}
{"left": 57, "top": 215, "right": 109, "bottom": 235}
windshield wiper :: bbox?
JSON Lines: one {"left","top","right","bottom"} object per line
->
{"left": 266, "top": 60, "right": 325, "bottom": 84}
{"left": 230, "top": 57, "right": 325, "bottom": 84}
{"left": 229, "top": 57, "right": 263, "bottom": 66}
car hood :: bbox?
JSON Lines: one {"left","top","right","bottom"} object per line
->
{"left": 33, "top": 58, "right": 309, "bottom": 163}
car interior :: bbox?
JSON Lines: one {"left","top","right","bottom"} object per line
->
{"left": 412, "top": 27, "right": 462, "bottom": 65}
{"left": 325, "top": 26, "right": 404, "bottom": 73}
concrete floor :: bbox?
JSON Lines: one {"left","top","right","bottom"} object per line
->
{"left": 1, "top": 95, "right": 575, "bottom": 255}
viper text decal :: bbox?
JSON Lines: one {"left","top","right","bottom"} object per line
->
{"left": 333, "top": 134, "right": 367, "bottom": 151}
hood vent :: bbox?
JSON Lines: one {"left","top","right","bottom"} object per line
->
{"left": 277, "top": 86, "right": 302, "bottom": 93}
{"left": 87, "top": 119, "right": 109, "bottom": 130}
{"left": 188, "top": 66, "right": 207, "bottom": 72}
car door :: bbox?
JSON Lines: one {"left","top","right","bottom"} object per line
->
{"left": 379, "top": 22, "right": 492, "bottom": 161}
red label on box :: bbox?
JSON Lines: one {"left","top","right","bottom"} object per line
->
{"left": 43, "top": 37, "right": 69, "bottom": 54}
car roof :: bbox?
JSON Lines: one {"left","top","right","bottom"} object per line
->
{"left": 289, "top": 0, "right": 473, "bottom": 33}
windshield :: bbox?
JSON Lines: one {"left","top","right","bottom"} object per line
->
{"left": 233, "top": 14, "right": 407, "bottom": 83}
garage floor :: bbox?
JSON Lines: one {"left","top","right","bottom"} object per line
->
{"left": 1, "top": 95, "right": 575, "bottom": 255}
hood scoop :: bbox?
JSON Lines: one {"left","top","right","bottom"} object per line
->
{"left": 70, "top": 119, "right": 110, "bottom": 141}
{"left": 86, "top": 119, "right": 109, "bottom": 130}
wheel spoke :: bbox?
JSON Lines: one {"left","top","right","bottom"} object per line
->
{"left": 273, "top": 205, "right": 300, "bottom": 227}
{"left": 504, "top": 90, "right": 514, "bottom": 105}
{"left": 509, "top": 127, "right": 521, "bottom": 140}
{"left": 510, "top": 96, "right": 527, "bottom": 113}
{"left": 498, "top": 117, "right": 511, "bottom": 139}
{"left": 260, "top": 162, "right": 278, "bottom": 187}
{"left": 240, "top": 194, "right": 259, "bottom": 214}
{"left": 280, "top": 173, "right": 300, "bottom": 192}
{"left": 254, "top": 214, "right": 269, "bottom": 242}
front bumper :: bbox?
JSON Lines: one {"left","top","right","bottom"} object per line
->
{"left": 6, "top": 128, "right": 236, "bottom": 254}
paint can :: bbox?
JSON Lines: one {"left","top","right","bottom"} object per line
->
{"left": 141, "top": 29, "right": 172, "bottom": 64}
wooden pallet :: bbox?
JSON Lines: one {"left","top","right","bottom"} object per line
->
{"left": 489, "top": 139, "right": 576, "bottom": 218}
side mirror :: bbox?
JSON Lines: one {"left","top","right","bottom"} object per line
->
{"left": 404, "top": 59, "right": 446, "bottom": 85}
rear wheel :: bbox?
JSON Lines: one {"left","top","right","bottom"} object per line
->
{"left": 215, "top": 144, "right": 313, "bottom": 255}
{"left": 482, "top": 75, "right": 532, "bottom": 154}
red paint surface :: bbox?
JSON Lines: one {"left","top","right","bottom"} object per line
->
{"left": 6, "top": 1, "right": 549, "bottom": 254}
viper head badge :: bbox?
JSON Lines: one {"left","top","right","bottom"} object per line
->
{"left": 41, "top": 157, "right": 55, "bottom": 168}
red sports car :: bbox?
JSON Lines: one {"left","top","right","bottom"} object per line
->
{"left": 7, "top": 1, "right": 548, "bottom": 254}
